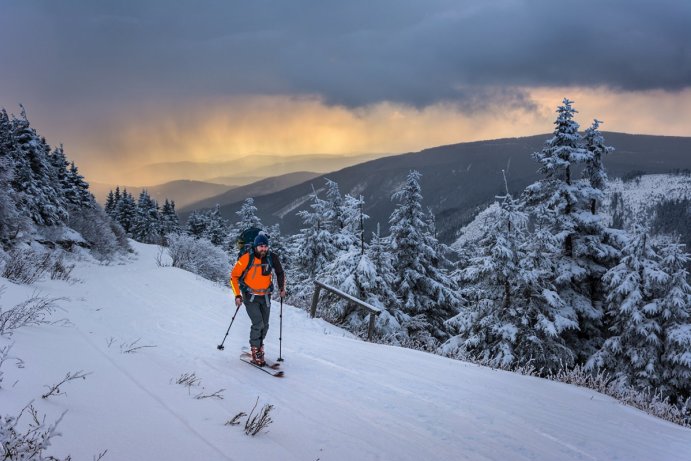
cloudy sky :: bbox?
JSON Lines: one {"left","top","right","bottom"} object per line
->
{"left": 1, "top": 0, "right": 690, "bottom": 184}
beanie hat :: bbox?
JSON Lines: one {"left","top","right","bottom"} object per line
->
{"left": 253, "top": 233, "right": 269, "bottom": 247}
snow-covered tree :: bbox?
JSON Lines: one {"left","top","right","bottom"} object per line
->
{"left": 235, "top": 198, "right": 262, "bottom": 231}
{"left": 295, "top": 187, "right": 336, "bottom": 281}
{"left": 657, "top": 240, "right": 691, "bottom": 399}
{"left": 582, "top": 119, "right": 613, "bottom": 213}
{"left": 587, "top": 229, "right": 666, "bottom": 390}
{"left": 366, "top": 225, "right": 406, "bottom": 342}
{"left": 10, "top": 106, "right": 68, "bottom": 226}
{"left": 185, "top": 210, "right": 208, "bottom": 238}
{"left": 133, "top": 190, "right": 162, "bottom": 244}
{"left": 523, "top": 99, "right": 620, "bottom": 361}
{"left": 0, "top": 109, "right": 20, "bottom": 244}
{"left": 324, "top": 178, "right": 345, "bottom": 234}
{"left": 65, "top": 161, "right": 94, "bottom": 209}
{"left": 114, "top": 189, "right": 137, "bottom": 235}
{"left": 160, "top": 199, "right": 181, "bottom": 238}
{"left": 200, "top": 205, "right": 227, "bottom": 247}
{"left": 444, "top": 188, "right": 577, "bottom": 369}
{"left": 388, "top": 170, "right": 461, "bottom": 349}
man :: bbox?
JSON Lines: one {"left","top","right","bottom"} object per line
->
{"left": 230, "top": 233, "right": 286, "bottom": 366}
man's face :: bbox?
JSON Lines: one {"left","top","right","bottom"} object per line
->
{"left": 255, "top": 244, "right": 268, "bottom": 257}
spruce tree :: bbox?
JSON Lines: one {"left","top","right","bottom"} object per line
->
{"left": 388, "top": 170, "right": 460, "bottom": 349}
{"left": 582, "top": 119, "right": 613, "bottom": 213}
{"left": 523, "top": 99, "right": 620, "bottom": 361}
{"left": 186, "top": 210, "right": 208, "bottom": 238}
{"left": 10, "top": 107, "right": 68, "bottom": 226}
{"left": 203, "top": 204, "right": 228, "bottom": 247}
{"left": 115, "top": 189, "right": 137, "bottom": 235}
{"left": 658, "top": 240, "right": 691, "bottom": 399}
{"left": 105, "top": 190, "right": 116, "bottom": 217}
{"left": 366, "top": 225, "right": 404, "bottom": 342}
{"left": 133, "top": 190, "right": 162, "bottom": 244}
{"left": 587, "top": 228, "right": 665, "bottom": 390}
{"left": 235, "top": 197, "right": 263, "bottom": 230}
{"left": 66, "top": 161, "right": 94, "bottom": 208}
{"left": 0, "top": 109, "right": 20, "bottom": 243}
{"left": 160, "top": 199, "right": 181, "bottom": 238}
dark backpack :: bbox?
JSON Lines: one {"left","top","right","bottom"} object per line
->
{"left": 236, "top": 227, "right": 263, "bottom": 258}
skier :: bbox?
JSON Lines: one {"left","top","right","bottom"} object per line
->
{"left": 230, "top": 233, "right": 286, "bottom": 366}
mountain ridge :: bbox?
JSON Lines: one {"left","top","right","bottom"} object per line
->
{"left": 180, "top": 131, "right": 691, "bottom": 242}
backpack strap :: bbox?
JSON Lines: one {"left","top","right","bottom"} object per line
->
{"left": 238, "top": 250, "right": 255, "bottom": 294}
{"left": 238, "top": 250, "right": 274, "bottom": 296}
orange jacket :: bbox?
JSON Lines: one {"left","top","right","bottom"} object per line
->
{"left": 230, "top": 252, "right": 274, "bottom": 297}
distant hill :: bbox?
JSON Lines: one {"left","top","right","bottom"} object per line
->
{"left": 90, "top": 180, "right": 233, "bottom": 209}
{"left": 123, "top": 152, "right": 392, "bottom": 185}
{"left": 184, "top": 132, "right": 691, "bottom": 243}
{"left": 179, "top": 171, "right": 321, "bottom": 215}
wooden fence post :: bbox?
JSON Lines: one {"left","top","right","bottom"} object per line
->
{"left": 310, "top": 280, "right": 382, "bottom": 341}
{"left": 310, "top": 283, "right": 322, "bottom": 318}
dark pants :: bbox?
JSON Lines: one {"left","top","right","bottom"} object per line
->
{"left": 244, "top": 294, "right": 271, "bottom": 348}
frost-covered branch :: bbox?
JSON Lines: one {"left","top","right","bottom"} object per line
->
{"left": 0, "top": 291, "right": 65, "bottom": 336}
{"left": 42, "top": 370, "right": 91, "bottom": 399}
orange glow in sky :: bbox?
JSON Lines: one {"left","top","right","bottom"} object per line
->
{"left": 77, "top": 87, "right": 691, "bottom": 184}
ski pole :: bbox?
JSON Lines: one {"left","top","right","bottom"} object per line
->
{"left": 277, "top": 296, "right": 284, "bottom": 362}
{"left": 217, "top": 303, "right": 241, "bottom": 351}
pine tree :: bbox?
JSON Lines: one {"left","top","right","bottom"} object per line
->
{"left": 66, "top": 161, "right": 94, "bottom": 208}
{"left": 388, "top": 170, "right": 460, "bottom": 349}
{"left": 133, "top": 190, "right": 162, "bottom": 244}
{"left": 657, "top": 239, "right": 691, "bottom": 399}
{"left": 10, "top": 107, "right": 68, "bottom": 226}
{"left": 324, "top": 178, "right": 345, "bottom": 233}
{"left": 235, "top": 198, "right": 263, "bottom": 230}
{"left": 160, "top": 199, "right": 181, "bottom": 238}
{"left": 582, "top": 119, "right": 613, "bottom": 213}
{"left": 105, "top": 190, "right": 116, "bottom": 217}
{"left": 203, "top": 205, "right": 228, "bottom": 246}
{"left": 523, "top": 99, "right": 620, "bottom": 361}
{"left": 0, "top": 109, "right": 20, "bottom": 244}
{"left": 320, "top": 193, "right": 371, "bottom": 329}
{"left": 366, "top": 225, "right": 405, "bottom": 342}
{"left": 115, "top": 189, "right": 137, "bottom": 235}
{"left": 443, "top": 191, "right": 576, "bottom": 369}
{"left": 587, "top": 228, "right": 665, "bottom": 390}
{"left": 295, "top": 188, "right": 336, "bottom": 280}
{"left": 186, "top": 210, "right": 208, "bottom": 238}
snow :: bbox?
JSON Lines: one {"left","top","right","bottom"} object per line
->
{"left": 2, "top": 241, "right": 691, "bottom": 461}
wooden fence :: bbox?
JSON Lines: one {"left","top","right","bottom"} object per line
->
{"left": 309, "top": 280, "right": 382, "bottom": 340}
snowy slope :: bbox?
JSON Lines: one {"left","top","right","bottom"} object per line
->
{"left": 2, "top": 242, "right": 691, "bottom": 461}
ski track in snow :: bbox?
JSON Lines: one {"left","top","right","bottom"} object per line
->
{"left": 1, "top": 241, "right": 690, "bottom": 460}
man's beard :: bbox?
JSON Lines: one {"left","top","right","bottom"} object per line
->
{"left": 255, "top": 248, "right": 268, "bottom": 258}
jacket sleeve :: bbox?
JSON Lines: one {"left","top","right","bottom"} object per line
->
{"left": 230, "top": 253, "right": 249, "bottom": 297}
{"left": 271, "top": 252, "right": 286, "bottom": 291}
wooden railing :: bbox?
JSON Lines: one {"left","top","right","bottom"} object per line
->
{"left": 309, "top": 280, "right": 382, "bottom": 340}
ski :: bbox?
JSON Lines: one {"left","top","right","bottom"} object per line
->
{"left": 240, "top": 354, "right": 284, "bottom": 377}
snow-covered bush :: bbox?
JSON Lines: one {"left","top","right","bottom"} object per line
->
{"left": 1, "top": 249, "right": 52, "bottom": 284}
{"left": 68, "top": 204, "right": 130, "bottom": 261}
{"left": 0, "top": 291, "right": 63, "bottom": 336}
{"left": 0, "top": 404, "right": 68, "bottom": 460}
{"left": 166, "top": 233, "right": 230, "bottom": 283}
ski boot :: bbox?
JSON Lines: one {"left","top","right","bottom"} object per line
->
{"left": 250, "top": 346, "right": 266, "bottom": 367}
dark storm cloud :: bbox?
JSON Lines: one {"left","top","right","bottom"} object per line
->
{"left": 1, "top": 0, "right": 690, "bottom": 111}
